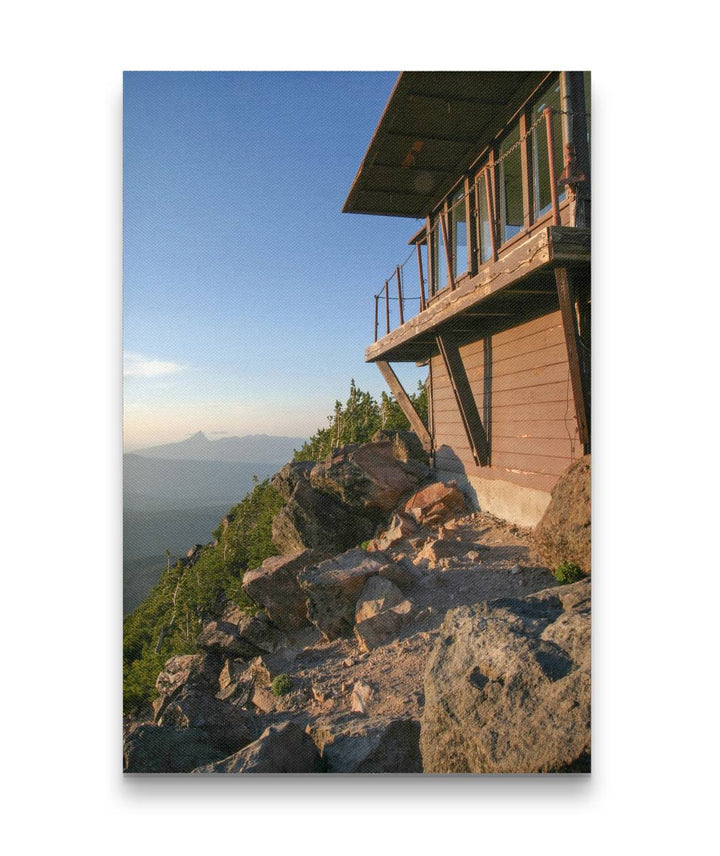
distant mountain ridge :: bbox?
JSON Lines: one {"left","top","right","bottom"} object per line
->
{"left": 131, "top": 431, "right": 305, "bottom": 463}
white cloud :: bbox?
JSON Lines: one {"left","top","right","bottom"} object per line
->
{"left": 123, "top": 352, "right": 184, "bottom": 378}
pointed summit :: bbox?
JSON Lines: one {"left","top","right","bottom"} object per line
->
{"left": 186, "top": 431, "right": 209, "bottom": 444}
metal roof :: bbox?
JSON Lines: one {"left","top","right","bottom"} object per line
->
{"left": 343, "top": 71, "right": 551, "bottom": 219}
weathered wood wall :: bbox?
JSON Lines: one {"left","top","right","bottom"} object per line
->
{"left": 431, "top": 310, "right": 581, "bottom": 494}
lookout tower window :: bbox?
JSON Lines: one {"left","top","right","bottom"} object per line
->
{"left": 499, "top": 122, "right": 524, "bottom": 244}
{"left": 532, "top": 79, "right": 566, "bottom": 219}
{"left": 449, "top": 189, "right": 468, "bottom": 280}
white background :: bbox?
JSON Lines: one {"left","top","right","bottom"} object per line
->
{"left": 1, "top": 2, "right": 717, "bottom": 853}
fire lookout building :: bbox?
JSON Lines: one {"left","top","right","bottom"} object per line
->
{"left": 343, "top": 72, "right": 591, "bottom": 526}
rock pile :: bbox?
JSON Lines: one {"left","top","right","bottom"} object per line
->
{"left": 124, "top": 432, "right": 590, "bottom": 775}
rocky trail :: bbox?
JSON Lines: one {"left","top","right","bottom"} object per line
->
{"left": 124, "top": 433, "right": 591, "bottom": 774}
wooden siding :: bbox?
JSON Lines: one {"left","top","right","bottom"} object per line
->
{"left": 431, "top": 310, "right": 581, "bottom": 494}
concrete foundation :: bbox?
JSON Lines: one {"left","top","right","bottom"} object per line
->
{"left": 435, "top": 469, "right": 551, "bottom": 528}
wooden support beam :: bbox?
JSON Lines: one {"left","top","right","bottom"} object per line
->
{"left": 374, "top": 294, "right": 379, "bottom": 342}
{"left": 375, "top": 360, "right": 432, "bottom": 452}
{"left": 436, "top": 334, "right": 489, "bottom": 466}
{"left": 555, "top": 266, "right": 590, "bottom": 451}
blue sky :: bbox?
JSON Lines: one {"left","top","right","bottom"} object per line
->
{"left": 124, "top": 71, "right": 428, "bottom": 450}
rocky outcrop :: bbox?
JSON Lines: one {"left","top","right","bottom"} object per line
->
{"left": 242, "top": 550, "right": 324, "bottom": 631}
{"left": 124, "top": 724, "right": 225, "bottom": 773}
{"left": 353, "top": 575, "right": 414, "bottom": 653}
{"left": 533, "top": 455, "right": 591, "bottom": 573}
{"left": 271, "top": 477, "right": 375, "bottom": 555}
{"left": 404, "top": 481, "right": 468, "bottom": 527}
{"left": 366, "top": 511, "right": 421, "bottom": 552}
{"left": 310, "top": 714, "right": 422, "bottom": 773}
{"left": 157, "top": 687, "right": 257, "bottom": 755}
{"left": 196, "top": 603, "right": 287, "bottom": 658}
{"left": 371, "top": 429, "right": 429, "bottom": 465}
{"left": 271, "top": 460, "right": 315, "bottom": 502}
{"left": 310, "top": 440, "right": 429, "bottom": 515}
{"left": 421, "top": 579, "right": 591, "bottom": 774}
{"left": 193, "top": 722, "right": 324, "bottom": 774}
{"left": 297, "top": 548, "right": 394, "bottom": 640}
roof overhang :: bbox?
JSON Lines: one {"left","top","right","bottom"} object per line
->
{"left": 343, "top": 71, "right": 552, "bottom": 219}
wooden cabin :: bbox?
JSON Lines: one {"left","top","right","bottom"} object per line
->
{"left": 344, "top": 72, "right": 590, "bottom": 526}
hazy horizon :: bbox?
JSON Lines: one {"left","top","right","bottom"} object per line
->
{"left": 124, "top": 72, "right": 427, "bottom": 453}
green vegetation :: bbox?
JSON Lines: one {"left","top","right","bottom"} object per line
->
{"left": 123, "top": 478, "right": 284, "bottom": 713}
{"left": 293, "top": 378, "right": 428, "bottom": 462}
{"left": 271, "top": 674, "right": 293, "bottom": 696}
{"left": 554, "top": 561, "right": 585, "bottom": 585}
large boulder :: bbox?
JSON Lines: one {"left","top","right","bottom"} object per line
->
{"left": 123, "top": 724, "right": 225, "bottom": 773}
{"left": 271, "top": 477, "right": 375, "bottom": 555}
{"left": 404, "top": 481, "right": 468, "bottom": 527}
{"left": 371, "top": 430, "right": 429, "bottom": 465}
{"left": 297, "top": 548, "right": 391, "bottom": 640}
{"left": 420, "top": 579, "right": 591, "bottom": 774}
{"left": 152, "top": 652, "right": 223, "bottom": 721}
{"left": 366, "top": 511, "right": 420, "bottom": 553}
{"left": 157, "top": 686, "right": 257, "bottom": 755}
{"left": 193, "top": 721, "right": 324, "bottom": 773}
{"left": 354, "top": 600, "right": 414, "bottom": 653}
{"left": 533, "top": 455, "right": 591, "bottom": 573}
{"left": 354, "top": 575, "right": 406, "bottom": 623}
{"left": 310, "top": 440, "right": 429, "bottom": 516}
{"left": 271, "top": 460, "right": 315, "bottom": 502}
{"left": 310, "top": 714, "right": 422, "bottom": 773}
{"left": 196, "top": 603, "right": 287, "bottom": 658}
{"left": 242, "top": 550, "right": 325, "bottom": 632}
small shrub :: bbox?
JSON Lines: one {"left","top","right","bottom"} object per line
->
{"left": 359, "top": 540, "right": 370, "bottom": 551}
{"left": 554, "top": 561, "right": 585, "bottom": 585}
{"left": 271, "top": 674, "right": 293, "bottom": 696}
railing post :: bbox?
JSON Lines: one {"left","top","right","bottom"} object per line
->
{"left": 544, "top": 106, "right": 561, "bottom": 226}
{"left": 416, "top": 242, "right": 426, "bottom": 311}
{"left": 374, "top": 293, "right": 379, "bottom": 342}
{"left": 396, "top": 266, "right": 404, "bottom": 325}
{"left": 384, "top": 279, "right": 390, "bottom": 335}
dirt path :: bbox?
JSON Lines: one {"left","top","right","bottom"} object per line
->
{"left": 257, "top": 511, "right": 557, "bottom": 730}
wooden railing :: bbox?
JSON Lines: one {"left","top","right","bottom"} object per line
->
{"left": 372, "top": 106, "right": 587, "bottom": 343}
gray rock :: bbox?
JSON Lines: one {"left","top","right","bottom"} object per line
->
{"left": 242, "top": 550, "right": 325, "bottom": 631}
{"left": 123, "top": 724, "right": 225, "bottom": 773}
{"left": 310, "top": 714, "right": 422, "bottom": 773}
{"left": 354, "top": 600, "right": 414, "bottom": 653}
{"left": 193, "top": 721, "right": 324, "bottom": 773}
{"left": 420, "top": 579, "right": 591, "bottom": 774}
{"left": 271, "top": 460, "right": 315, "bottom": 502}
{"left": 271, "top": 477, "right": 375, "bottom": 555}
{"left": 371, "top": 429, "right": 429, "bottom": 465}
{"left": 355, "top": 575, "right": 406, "bottom": 623}
{"left": 310, "top": 440, "right": 428, "bottom": 515}
{"left": 196, "top": 604, "right": 287, "bottom": 659}
{"left": 157, "top": 686, "right": 257, "bottom": 754}
{"left": 297, "top": 549, "right": 387, "bottom": 640}
{"left": 533, "top": 455, "right": 591, "bottom": 574}
{"left": 404, "top": 481, "right": 468, "bottom": 527}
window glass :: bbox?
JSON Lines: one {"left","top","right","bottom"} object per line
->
{"left": 499, "top": 123, "right": 524, "bottom": 243}
{"left": 477, "top": 172, "right": 492, "bottom": 264}
{"left": 431, "top": 218, "right": 447, "bottom": 294}
{"left": 532, "top": 79, "right": 566, "bottom": 218}
{"left": 449, "top": 189, "right": 467, "bottom": 280}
